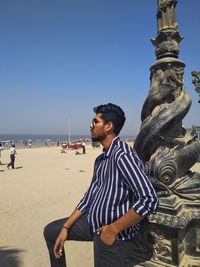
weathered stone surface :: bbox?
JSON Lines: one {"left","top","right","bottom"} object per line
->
{"left": 133, "top": 0, "right": 200, "bottom": 266}
{"left": 129, "top": 197, "right": 200, "bottom": 266}
{"left": 134, "top": 0, "right": 200, "bottom": 203}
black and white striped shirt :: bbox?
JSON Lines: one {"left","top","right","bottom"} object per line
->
{"left": 76, "top": 137, "right": 158, "bottom": 240}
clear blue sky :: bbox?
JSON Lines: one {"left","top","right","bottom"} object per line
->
{"left": 0, "top": 0, "right": 199, "bottom": 137}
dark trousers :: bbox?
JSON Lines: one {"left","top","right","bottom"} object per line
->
{"left": 82, "top": 146, "right": 86, "bottom": 154}
{"left": 8, "top": 155, "right": 15, "bottom": 169}
{"left": 43, "top": 214, "right": 136, "bottom": 267}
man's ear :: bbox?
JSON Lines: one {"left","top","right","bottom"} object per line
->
{"left": 105, "top": 121, "right": 114, "bottom": 133}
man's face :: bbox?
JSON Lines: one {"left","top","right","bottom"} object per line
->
{"left": 90, "top": 113, "right": 107, "bottom": 142}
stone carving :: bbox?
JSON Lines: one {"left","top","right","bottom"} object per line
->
{"left": 141, "top": 64, "right": 184, "bottom": 122}
{"left": 196, "top": 229, "right": 200, "bottom": 252}
{"left": 151, "top": 31, "right": 183, "bottom": 58}
{"left": 134, "top": 0, "right": 200, "bottom": 201}
{"left": 134, "top": 67, "right": 200, "bottom": 200}
{"left": 133, "top": 1, "right": 200, "bottom": 266}
{"left": 151, "top": 0, "right": 184, "bottom": 59}
{"left": 151, "top": 229, "right": 171, "bottom": 260}
{"left": 157, "top": 0, "right": 178, "bottom": 31}
{"left": 149, "top": 209, "right": 200, "bottom": 229}
{"left": 134, "top": 88, "right": 192, "bottom": 162}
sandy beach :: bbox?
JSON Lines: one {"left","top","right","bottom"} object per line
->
{"left": 0, "top": 145, "right": 101, "bottom": 267}
{"left": 0, "top": 145, "right": 200, "bottom": 267}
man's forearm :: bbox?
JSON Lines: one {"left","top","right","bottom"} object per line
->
{"left": 63, "top": 209, "right": 83, "bottom": 229}
{"left": 110, "top": 208, "right": 144, "bottom": 234}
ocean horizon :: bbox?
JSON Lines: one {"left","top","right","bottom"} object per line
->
{"left": 0, "top": 133, "right": 135, "bottom": 147}
{"left": 0, "top": 134, "right": 91, "bottom": 147}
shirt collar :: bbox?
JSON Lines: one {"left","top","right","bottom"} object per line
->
{"left": 103, "top": 136, "right": 119, "bottom": 158}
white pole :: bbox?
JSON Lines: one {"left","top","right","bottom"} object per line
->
{"left": 65, "top": 113, "right": 70, "bottom": 144}
{"left": 68, "top": 116, "right": 71, "bottom": 144}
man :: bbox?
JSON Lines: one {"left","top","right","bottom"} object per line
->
{"left": 81, "top": 139, "right": 86, "bottom": 154}
{"left": 7, "top": 144, "right": 17, "bottom": 169}
{"left": 0, "top": 142, "right": 3, "bottom": 165}
{"left": 44, "top": 103, "right": 158, "bottom": 267}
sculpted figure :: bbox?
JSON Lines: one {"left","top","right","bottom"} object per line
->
{"left": 157, "top": 0, "right": 178, "bottom": 31}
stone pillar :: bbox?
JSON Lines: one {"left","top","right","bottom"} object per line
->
{"left": 157, "top": 0, "right": 178, "bottom": 32}
{"left": 133, "top": 1, "right": 200, "bottom": 266}
{"left": 129, "top": 197, "right": 200, "bottom": 267}
{"left": 150, "top": 0, "right": 184, "bottom": 137}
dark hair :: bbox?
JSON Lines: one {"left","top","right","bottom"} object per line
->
{"left": 93, "top": 103, "right": 126, "bottom": 135}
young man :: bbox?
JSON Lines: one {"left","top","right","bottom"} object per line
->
{"left": 7, "top": 144, "right": 17, "bottom": 169}
{"left": 44, "top": 103, "right": 158, "bottom": 267}
{"left": 81, "top": 140, "right": 86, "bottom": 154}
{"left": 0, "top": 142, "right": 3, "bottom": 165}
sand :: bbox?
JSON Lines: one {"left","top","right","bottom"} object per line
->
{"left": 0, "top": 145, "right": 200, "bottom": 267}
{"left": 0, "top": 145, "right": 101, "bottom": 267}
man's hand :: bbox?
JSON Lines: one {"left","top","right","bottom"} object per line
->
{"left": 98, "top": 224, "right": 118, "bottom": 245}
{"left": 53, "top": 228, "right": 68, "bottom": 259}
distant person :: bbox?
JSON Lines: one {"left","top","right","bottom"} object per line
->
{"left": 7, "top": 144, "right": 17, "bottom": 169}
{"left": 0, "top": 143, "right": 3, "bottom": 165}
{"left": 29, "top": 143, "right": 32, "bottom": 148}
{"left": 81, "top": 140, "right": 86, "bottom": 154}
{"left": 44, "top": 103, "right": 158, "bottom": 267}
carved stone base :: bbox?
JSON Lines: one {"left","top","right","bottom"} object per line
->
{"left": 131, "top": 196, "right": 200, "bottom": 267}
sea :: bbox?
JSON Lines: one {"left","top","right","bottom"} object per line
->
{"left": 0, "top": 134, "right": 91, "bottom": 148}
{"left": 0, "top": 134, "right": 135, "bottom": 148}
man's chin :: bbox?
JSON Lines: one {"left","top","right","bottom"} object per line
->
{"left": 91, "top": 133, "right": 106, "bottom": 142}
{"left": 91, "top": 136, "right": 98, "bottom": 142}
{"left": 91, "top": 136, "right": 100, "bottom": 142}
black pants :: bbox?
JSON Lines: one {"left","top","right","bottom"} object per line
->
{"left": 43, "top": 214, "right": 136, "bottom": 267}
{"left": 82, "top": 146, "right": 86, "bottom": 154}
{"left": 8, "top": 154, "right": 15, "bottom": 169}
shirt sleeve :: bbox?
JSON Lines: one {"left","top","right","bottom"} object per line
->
{"left": 118, "top": 151, "right": 159, "bottom": 217}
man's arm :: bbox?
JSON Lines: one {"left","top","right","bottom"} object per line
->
{"left": 62, "top": 208, "right": 83, "bottom": 229}
{"left": 99, "top": 151, "right": 158, "bottom": 245}
{"left": 54, "top": 209, "right": 83, "bottom": 259}
{"left": 99, "top": 208, "right": 143, "bottom": 245}
{"left": 118, "top": 152, "right": 159, "bottom": 216}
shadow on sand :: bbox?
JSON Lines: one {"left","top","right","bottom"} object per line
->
{"left": 15, "top": 166, "right": 23, "bottom": 170}
{"left": 0, "top": 247, "right": 25, "bottom": 267}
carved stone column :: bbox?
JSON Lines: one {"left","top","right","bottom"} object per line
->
{"left": 130, "top": 196, "right": 200, "bottom": 266}
{"left": 150, "top": 0, "right": 185, "bottom": 138}
{"left": 133, "top": 1, "right": 200, "bottom": 266}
